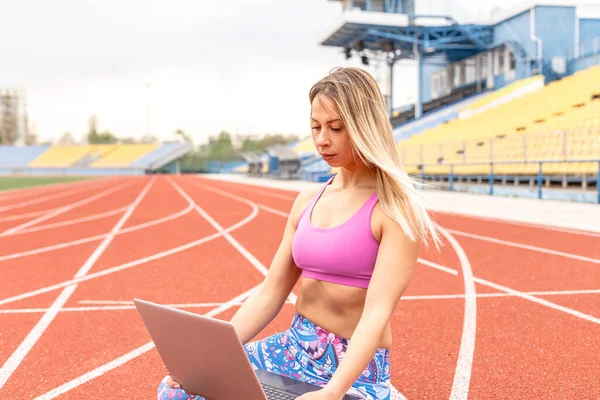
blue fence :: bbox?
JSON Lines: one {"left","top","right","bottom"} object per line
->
{"left": 413, "top": 159, "right": 600, "bottom": 204}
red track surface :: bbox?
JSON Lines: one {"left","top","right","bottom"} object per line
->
{"left": 0, "top": 175, "right": 598, "bottom": 399}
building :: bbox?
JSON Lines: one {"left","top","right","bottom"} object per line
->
{"left": 0, "top": 87, "right": 28, "bottom": 145}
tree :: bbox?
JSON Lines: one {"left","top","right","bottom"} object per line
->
{"left": 88, "top": 130, "right": 118, "bottom": 144}
{"left": 174, "top": 129, "right": 193, "bottom": 144}
{"left": 208, "top": 131, "right": 238, "bottom": 162}
{"left": 240, "top": 134, "right": 299, "bottom": 154}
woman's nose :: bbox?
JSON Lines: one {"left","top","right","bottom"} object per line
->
{"left": 315, "top": 131, "right": 329, "bottom": 147}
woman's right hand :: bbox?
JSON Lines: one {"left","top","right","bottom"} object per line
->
{"left": 166, "top": 376, "right": 201, "bottom": 397}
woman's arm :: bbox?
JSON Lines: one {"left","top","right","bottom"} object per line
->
{"left": 315, "top": 209, "right": 422, "bottom": 399}
{"left": 228, "top": 188, "right": 316, "bottom": 345}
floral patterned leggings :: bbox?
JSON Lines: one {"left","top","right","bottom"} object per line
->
{"left": 157, "top": 313, "right": 391, "bottom": 400}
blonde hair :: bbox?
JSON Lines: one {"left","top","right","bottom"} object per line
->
{"left": 309, "top": 67, "right": 441, "bottom": 248}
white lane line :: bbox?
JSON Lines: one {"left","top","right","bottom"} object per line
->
{"left": 0, "top": 179, "right": 113, "bottom": 213}
{"left": 414, "top": 257, "right": 600, "bottom": 327}
{"left": 228, "top": 184, "right": 297, "bottom": 201}
{"left": 472, "top": 276, "right": 600, "bottom": 325}
{"left": 418, "top": 258, "right": 459, "bottom": 276}
{"left": 0, "top": 190, "right": 259, "bottom": 306}
{"left": 33, "top": 286, "right": 260, "bottom": 400}
{"left": 446, "top": 229, "right": 600, "bottom": 265}
{"left": 117, "top": 180, "right": 195, "bottom": 235}
{"left": 1, "top": 182, "right": 131, "bottom": 236}
{"left": 0, "top": 179, "right": 154, "bottom": 389}
{"left": 4, "top": 288, "right": 600, "bottom": 315}
{"left": 402, "top": 288, "right": 600, "bottom": 300}
{"left": 17, "top": 207, "right": 128, "bottom": 235}
{"left": 79, "top": 300, "right": 138, "bottom": 305}
{"left": 0, "top": 301, "right": 297, "bottom": 314}
{"left": 0, "top": 179, "right": 195, "bottom": 264}
{"left": 257, "top": 204, "right": 289, "bottom": 218}
{"left": 0, "top": 235, "right": 106, "bottom": 263}
{"left": 391, "top": 389, "right": 408, "bottom": 400}
{"left": 189, "top": 181, "right": 298, "bottom": 303}
{"left": 440, "top": 211, "right": 600, "bottom": 238}
{"left": 0, "top": 208, "right": 62, "bottom": 223}
{"left": 435, "top": 225, "right": 477, "bottom": 400}
{"left": 0, "top": 177, "right": 108, "bottom": 202}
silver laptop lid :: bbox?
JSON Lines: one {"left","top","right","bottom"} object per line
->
{"left": 133, "top": 298, "right": 267, "bottom": 400}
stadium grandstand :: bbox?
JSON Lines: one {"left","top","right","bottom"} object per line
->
{"left": 0, "top": 142, "right": 192, "bottom": 176}
{"left": 231, "top": 0, "right": 600, "bottom": 203}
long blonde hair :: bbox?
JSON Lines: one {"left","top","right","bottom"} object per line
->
{"left": 309, "top": 67, "right": 441, "bottom": 248}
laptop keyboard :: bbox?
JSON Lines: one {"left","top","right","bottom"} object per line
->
{"left": 260, "top": 383, "right": 298, "bottom": 400}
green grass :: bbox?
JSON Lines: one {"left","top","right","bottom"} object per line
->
{"left": 0, "top": 176, "right": 97, "bottom": 192}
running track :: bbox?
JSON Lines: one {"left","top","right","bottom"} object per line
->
{"left": 0, "top": 175, "right": 598, "bottom": 399}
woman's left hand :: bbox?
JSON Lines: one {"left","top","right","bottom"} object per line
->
{"left": 295, "top": 388, "right": 340, "bottom": 400}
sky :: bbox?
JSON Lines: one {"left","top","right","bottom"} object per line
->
{"left": 0, "top": 0, "right": 529, "bottom": 145}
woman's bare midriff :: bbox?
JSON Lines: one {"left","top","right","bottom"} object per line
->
{"left": 294, "top": 277, "right": 393, "bottom": 349}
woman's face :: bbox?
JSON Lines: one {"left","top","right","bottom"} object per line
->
{"left": 310, "top": 94, "right": 355, "bottom": 168}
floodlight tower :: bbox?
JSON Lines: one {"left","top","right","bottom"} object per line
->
{"left": 320, "top": 0, "right": 492, "bottom": 120}
{"left": 0, "top": 87, "right": 28, "bottom": 145}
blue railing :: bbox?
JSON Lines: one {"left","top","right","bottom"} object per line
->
{"left": 412, "top": 159, "right": 600, "bottom": 204}
{"left": 0, "top": 166, "right": 147, "bottom": 176}
{"left": 568, "top": 37, "right": 600, "bottom": 73}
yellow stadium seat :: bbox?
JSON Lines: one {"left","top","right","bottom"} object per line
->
{"left": 90, "top": 144, "right": 158, "bottom": 167}
{"left": 397, "top": 65, "right": 600, "bottom": 175}
{"left": 28, "top": 145, "right": 102, "bottom": 167}
{"left": 235, "top": 164, "right": 249, "bottom": 173}
{"left": 294, "top": 137, "right": 317, "bottom": 155}
{"left": 461, "top": 75, "right": 545, "bottom": 114}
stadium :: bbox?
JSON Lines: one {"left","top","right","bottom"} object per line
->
{"left": 0, "top": 1, "right": 599, "bottom": 399}
{"left": 1, "top": 1, "right": 599, "bottom": 203}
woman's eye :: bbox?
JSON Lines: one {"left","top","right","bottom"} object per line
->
{"left": 331, "top": 128, "right": 341, "bottom": 131}
{"left": 311, "top": 126, "right": 320, "bottom": 130}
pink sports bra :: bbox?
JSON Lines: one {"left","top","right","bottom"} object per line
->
{"left": 291, "top": 176, "right": 380, "bottom": 289}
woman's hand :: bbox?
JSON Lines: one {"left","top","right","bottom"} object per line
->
{"left": 166, "top": 376, "right": 201, "bottom": 397}
{"left": 295, "top": 388, "right": 341, "bottom": 400}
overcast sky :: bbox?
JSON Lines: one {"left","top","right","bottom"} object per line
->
{"left": 1, "top": 0, "right": 527, "bottom": 144}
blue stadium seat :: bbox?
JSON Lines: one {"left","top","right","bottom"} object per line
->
{"left": 0, "top": 145, "right": 50, "bottom": 168}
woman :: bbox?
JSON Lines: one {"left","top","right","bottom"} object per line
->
{"left": 157, "top": 67, "right": 440, "bottom": 400}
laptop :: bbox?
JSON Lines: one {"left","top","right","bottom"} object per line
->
{"left": 133, "top": 298, "right": 362, "bottom": 400}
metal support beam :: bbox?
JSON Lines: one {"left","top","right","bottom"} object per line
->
{"left": 454, "top": 25, "right": 489, "bottom": 48}
{"left": 415, "top": 41, "right": 424, "bottom": 119}
{"left": 367, "top": 29, "right": 485, "bottom": 51}
{"left": 435, "top": 31, "right": 490, "bottom": 45}
{"left": 368, "top": 29, "right": 421, "bottom": 46}
{"left": 388, "top": 57, "right": 395, "bottom": 117}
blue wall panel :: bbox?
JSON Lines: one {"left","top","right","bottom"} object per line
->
{"left": 579, "top": 19, "right": 600, "bottom": 45}
{"left": 493, "top": 11, "right": 535, "bottom": 59}
{"left": 421, "top": 54, "right": 449, "bottom": 104}
{"left": 535, "top": 6, "right": 576, "bottom": 80}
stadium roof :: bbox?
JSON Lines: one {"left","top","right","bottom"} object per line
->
{"left": 266, "top": 145, "right": 300, "bottom": 161}
{"left": 320, "top": 9, "right": 492, "bottom": 59}
{"left": 480, "top": 0, "right": 600, "bottom": 25}
{"left": 240, "top": 152, "right": 260, "bottom": 163}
